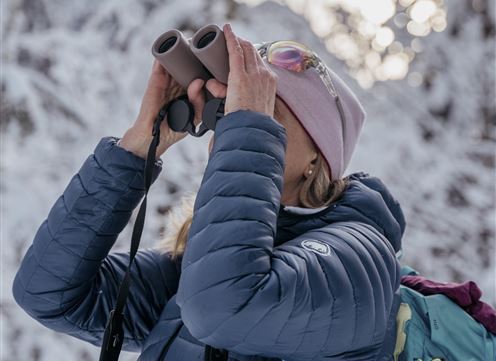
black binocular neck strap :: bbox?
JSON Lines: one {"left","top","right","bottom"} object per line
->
{"left": 98, "top": 105, "right": 166, "bottom": 361}
{"left": 98, "top": 102, "right": 229, "bottom": 361}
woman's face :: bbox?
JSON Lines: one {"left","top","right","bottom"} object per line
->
{"left": 208, "top": 96, "right": 317, "bottom": 207}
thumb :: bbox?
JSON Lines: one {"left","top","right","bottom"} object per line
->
{"left": 206, "top": 78, "right": 227, "bottom": 98}
{"left": 187, "top": 78, "right": 206, "bottom": 126}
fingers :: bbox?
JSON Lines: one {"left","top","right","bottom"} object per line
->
{"left": 253, "top": 43, "right": 270, "bottom": 71}
{"left": 151, "top": 58, "right": 165, "bottom": 75}
{"left": 206, "top": 78, "right": 227, "bottom": 98}
{"left": 148, "top": 58, "right": 170, "bottom": 91}
{"left": 186, "top": 77, "right": 228, "bottom": 127}
{"left": 224, "top": 24, "right": 266, "bottom": 76}
{"left": 187, "top": 78, "right": 206, "bottom": 126}
{"left": 251, "top": 41, "right": 277, "bottom": 82}
{"left": 223, "top": 23, "right": 245, "bottom": 77}
{"left": 237, "top": 36, "right": 259, "bottom": 74}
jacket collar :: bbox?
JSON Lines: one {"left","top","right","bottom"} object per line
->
{"left": 275, "top": 171, "right": 406, "bottom": 254}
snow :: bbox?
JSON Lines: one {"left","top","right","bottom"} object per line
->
{"left": 1, "top": 0, "right": 494, "bottom": 359}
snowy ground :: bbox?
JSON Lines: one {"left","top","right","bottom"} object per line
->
{"left": 1, "top": 0, "right": 495, "bottom": 360}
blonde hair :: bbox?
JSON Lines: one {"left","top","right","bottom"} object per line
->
{"left": 156, "top": 100, "right": 350, "bottom": 260}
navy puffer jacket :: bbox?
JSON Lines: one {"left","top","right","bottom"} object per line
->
{"left": 12, "top": 110, "right": 406, "bottom": 361}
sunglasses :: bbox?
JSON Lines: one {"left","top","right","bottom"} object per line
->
{"left": 253, "top": 40, "right": 347, "bottom": 134}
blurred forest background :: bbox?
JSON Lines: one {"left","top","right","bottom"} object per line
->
{"left": 1, "top": 0, "right": 495, "bottom": 360}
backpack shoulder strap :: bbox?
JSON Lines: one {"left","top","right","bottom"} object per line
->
{"left": 400, "top": 264, "right": 420, "bottom": 277}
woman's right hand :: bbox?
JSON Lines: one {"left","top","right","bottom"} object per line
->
{"left": 118, "top": 59, "right": 207, "bottom": 160}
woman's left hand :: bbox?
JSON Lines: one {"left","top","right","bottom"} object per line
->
{"left": 192, "top": 23, "right": 278, "bottom": 118}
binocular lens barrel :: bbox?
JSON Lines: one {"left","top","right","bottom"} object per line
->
{"left": 158, "top": 36, "right": 177, "bottom": 54}
{"left": 151, "top": 29, "right": 211, "bottom": 87}
{"left": 152, "top": 24, "right": 230, "bottom": 87}
{"left": 150, "top": 24, "right": 234, "bottom": 137}
{"left": 190, "top": 25, "right": 229, "bottom": 84}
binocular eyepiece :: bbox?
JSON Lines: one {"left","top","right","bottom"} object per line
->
{"left": 151, "top": 24, "right": 230, "bottom": 137}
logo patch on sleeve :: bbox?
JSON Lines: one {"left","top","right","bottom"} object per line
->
{"left": 300, "top": 239, "right": 332, "bottom": 256}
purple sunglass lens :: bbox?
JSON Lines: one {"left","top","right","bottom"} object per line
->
{"left": 268, "top": 45, "right": 306, "bottom": 72}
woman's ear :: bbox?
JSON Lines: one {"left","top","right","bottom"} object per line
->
{"left": 304, "top": 151, "right": 318, "bottom": 178}
{"left": 311, "top": 151, "right": 318, "bottom": 164}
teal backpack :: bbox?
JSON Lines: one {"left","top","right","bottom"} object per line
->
{"left": 393, "top": 264, "right": 496, "bottom": 361}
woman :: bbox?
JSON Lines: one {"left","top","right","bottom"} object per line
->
{"left": 13, "top": 23, "right": 406, "bottom": 360}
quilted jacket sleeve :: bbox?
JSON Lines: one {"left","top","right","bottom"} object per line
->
{"left": 176, "top": 110, "right": 400, "bottom": 360}
{"left": 12, "top": 136, "right": 181, "bottom": 352}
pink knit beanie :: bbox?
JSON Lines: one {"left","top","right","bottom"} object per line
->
{"left": 263, "top": 57, "right": 367, "bottom": 181}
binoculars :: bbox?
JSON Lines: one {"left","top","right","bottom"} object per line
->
{"left": 151, "top": 24, "right": 231, "bottom": 137}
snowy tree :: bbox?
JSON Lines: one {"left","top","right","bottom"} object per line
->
{"left": 1, "top": 0, "right": 494, "bottom": 359}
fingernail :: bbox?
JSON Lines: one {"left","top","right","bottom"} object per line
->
{"left": 226, "top": 23, "right": 232, "bottom": 31}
